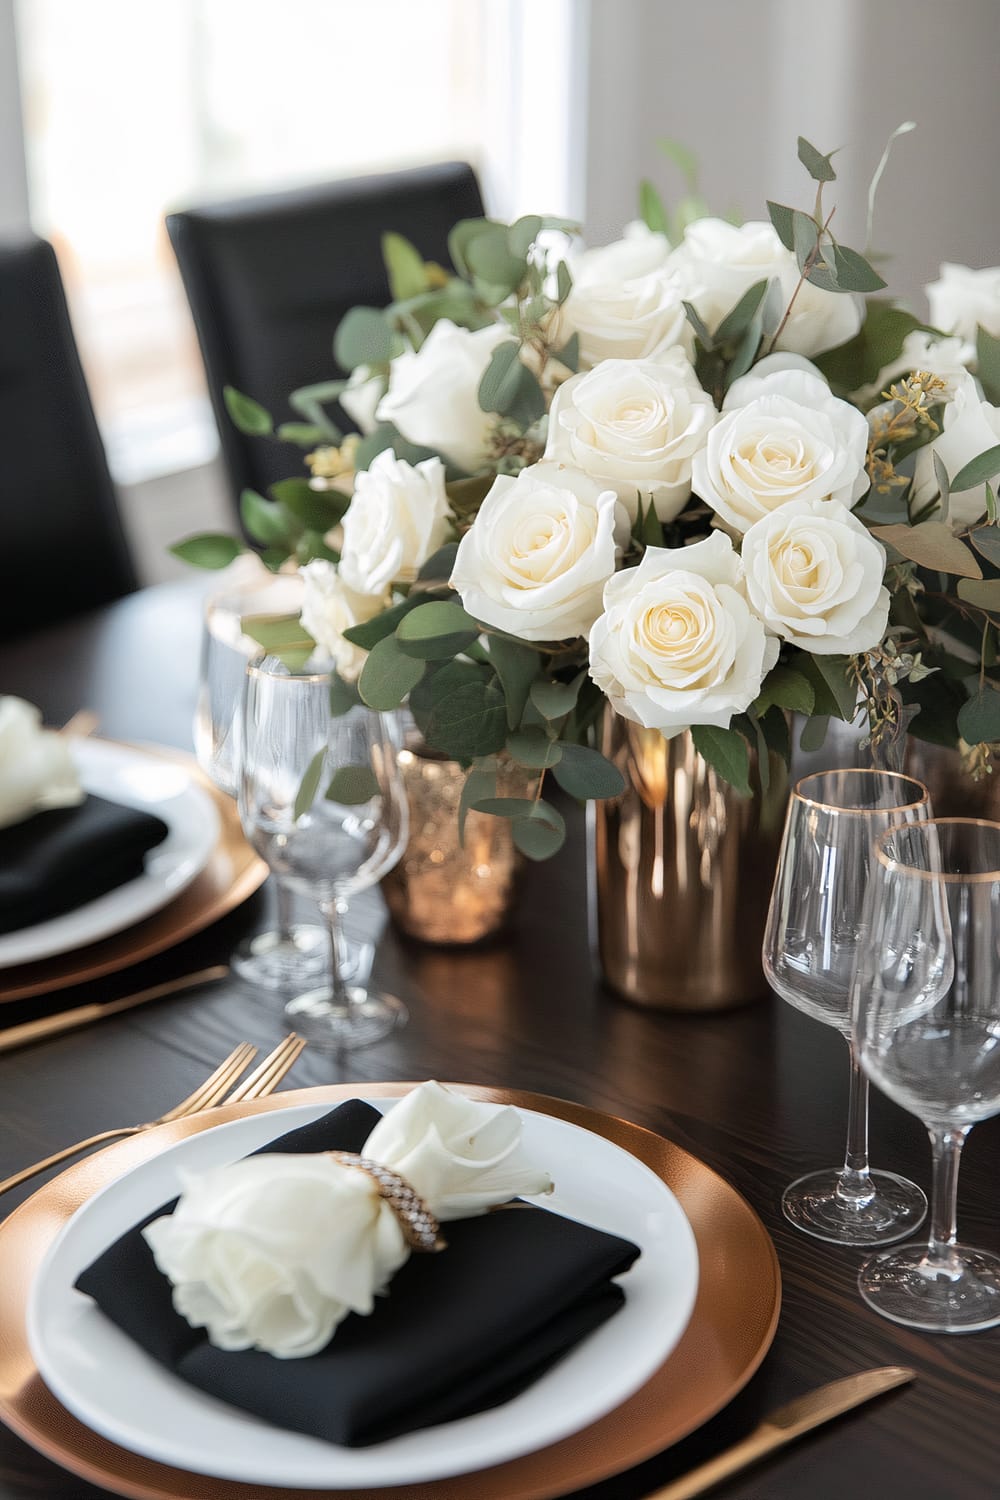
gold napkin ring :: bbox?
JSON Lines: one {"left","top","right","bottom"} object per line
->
{"left": 328, "top": 1152, "right": 445, "bottom": 1252}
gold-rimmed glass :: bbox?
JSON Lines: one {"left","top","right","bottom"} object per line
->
{"left": 856, "top": 818, "right": 1000, "bottom": 1331}
{"left": 763, "top": 768, "right": 930, "bottom": 1244}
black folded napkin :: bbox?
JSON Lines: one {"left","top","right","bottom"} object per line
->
{"left": 75, "top": 1099, "right": 641, "bottom": 1447}
{"left": 0, "top": 794, "right": 170, "bottom": 934}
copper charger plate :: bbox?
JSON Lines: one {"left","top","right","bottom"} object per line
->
{"left": 0, "top": 1082, "right": 780, "bottom": 1500}
{"left": 0, "top": 745, "right": 267, "bottom": 1001}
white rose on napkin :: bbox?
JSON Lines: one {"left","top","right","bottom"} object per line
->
{"left": 0, "top": 697, "right": 84, "bottom": 830}
{"left": 142, "top": 1081, "right": 553, "bottom": 1359}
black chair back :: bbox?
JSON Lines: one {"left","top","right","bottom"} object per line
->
{"left": 166, "top": 161, "right": 485, "bottom": 506}
{"left": 0, "top": 238, "right": 136, "bottom": 641}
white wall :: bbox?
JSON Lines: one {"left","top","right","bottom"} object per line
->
{"left": 578, "top": 0, "right": 1000, "bottom": 309}
{"left": 0, "top": 0, "right": 29, "bottom": 237}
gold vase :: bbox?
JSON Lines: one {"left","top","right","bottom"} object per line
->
{"left": 904, "top": 739, "right": 1000, "bottom": 820}
{"left": 592, "top": 711, "right": 789, "bottom": 1011}
{"left": 381, "top": 739, "right": 532, "bottom": 946}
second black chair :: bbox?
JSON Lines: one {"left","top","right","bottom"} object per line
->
{"left": 166, "top": 160, "right": 485, "bottom": 506}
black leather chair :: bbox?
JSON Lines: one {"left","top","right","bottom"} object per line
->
{"left": 166, "top": 161, "right": 485, "bottom": 506}
{"left": 0, "top": 238, "right": 137, "bottom": 641}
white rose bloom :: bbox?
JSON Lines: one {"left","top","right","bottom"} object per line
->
{"left": 0, "top": 697, "right": 83, "bottom": 830}
{"left": 143, "top": 1081, "right": 553, "bottom": 1359}
{"left": 339, "top": 366, "right": 384, "bottom": 435}
{"left": 912, "top": 371, "right": 1000, "bottom": 529}
{"left": 588, "top": 531, "right": 779, "bottom": 737}
{"left": 557, "top": 222, "right": 687, "bottom": 368}
{"left": 299, "top": 559, "right": 388, "bottom": 680}
{"left": 376, "top": 319, "right": 508, "bottom": 472}
{"left": 339, "top": 449, "right": 451, "bottom": 595}
{"left": 668, "top": 218, "right": 862, "bottom": 357}
{"left": 926, "top": 263, "right": 1000, "bottom": 343}
{"left": 450, "top": 462, "right": 629, "bottom": 641}
{"left": 852, "top": 330, "right": 974, "bottom": 408}
{"left": 742, "top": 497, "right": 889, "bottom": 654}
{"left": 544, "top": 350, "right": 716, "bottom": 521}
{"left": 692, "top": 365, "right": 870, "bottom": 533}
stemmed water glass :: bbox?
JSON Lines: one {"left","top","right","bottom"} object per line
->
{"left": 239, "top": 656, "right": 409, "bottom": 1049}
{"left": 195, "top": 572, "right": 328, "bottom": 988}
{"left": 855, "top": 818, "right": 1000, "bottom": 1331}
{"left": 762, "top": 768, "right": 930, "bottom": 1244}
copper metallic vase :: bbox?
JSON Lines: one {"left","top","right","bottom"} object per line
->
{"left": 380, "top": 737, "right": 532, "bottom": 946}
{"left": 592, "top": 712, "right": 789, "bottom": 1011}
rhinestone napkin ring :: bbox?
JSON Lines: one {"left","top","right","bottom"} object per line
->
{"left": 328, "top": 1152, "right": 444, "bottom": 1252}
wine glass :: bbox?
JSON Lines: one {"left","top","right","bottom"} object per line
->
{"left": 855, "top": 818, "right": 1000, "bottom": 1331}
{"left": 762, "top": 768, "right": 930, "bottom": 1244}
{"left": 239, "top": 657, "right": 408, "bottom": 1049}
{"left": 194, "top": 570, "right": 328, "bottom": 989}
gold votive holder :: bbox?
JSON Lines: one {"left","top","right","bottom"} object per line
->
{"left": 381, "top": 740, "right": 535, "bottom": 946}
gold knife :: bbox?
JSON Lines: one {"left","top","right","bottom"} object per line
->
{"left": 645, "top": 1366, "right": 916, "bottom": 1500}
{"left": 0, "top": 966, "right": 229, "bottom": 1054}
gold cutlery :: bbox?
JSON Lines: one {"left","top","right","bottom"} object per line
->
{"left": 0, "top": 1033, "right": 306, "bottom": 1195}
{"left": 645, "top": 1366, "right": 916, "bottom": 1500}
{"left": 0, "top": 966, "right": 230, "bottom": 1054}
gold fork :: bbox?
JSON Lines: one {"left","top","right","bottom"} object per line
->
{"left": 0, "top": 1034, "right": 304, "bottom": 1196}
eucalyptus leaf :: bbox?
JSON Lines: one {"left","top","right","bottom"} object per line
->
{"left": 458, "top": 759, "right": 499, "bottom": 840}
{"left": 793, "top": 212, "right": 820, "bottom": 274}
{"left": 871, "top": 522, "right": 983, "bottom": 579}
{"left": 715, "top": 280, "right": 769, "bottom": 342}
{"left": 811, "top": 655, "right": 859, "bottom": 722}
{"left": 288, "top": 380, "right": 347, "bottom": 440}
{"left": 478, "top": 341, "right": 524, "bottom": 414}
{"left": 270, "top": 478, "right": 348, "bottom": 532}
{"left": 933, "top": 451, "right": 951, "bottom": 525}
{"left": 417, "top": 542, "right": 460, "bottom": 581}
{"left": 988, "top": 483, "right": 999, "bottom": 526}
{"left": 956, "top": 578, "right": 1000, "bottom": 614}
{"left": 294, "top": 749, "right": 326, "bottom": 821}
{"left": 554, "top": 333, "right": 580, "bottom": 372}
{"left": 831, "top": 244, "right": 887, "bottom": 293}
{"left": 223, "top": 386, "right": 272, "bottom": 436}
{"left": 682, "top": 300, "right": 716, "bottom": 350}
{"left": 334, "top": 307, "right": 397, "bottom": 371}
{"left": 799, "top": 714, "right": 830, "bottom": 753}
{"left": 395, "top": 600, "right": 480, "bottom": 659}
{"left": 766, "top": 201, "right": 796, "bottom": 252}
{"left": 511, "top": 800, "right": 566, "bottom": 861}
{"left": 969, "top": 526, "right": 1000, "bottom": 568}
{"left": 381, "top": 232, "right": 427, "bottom": 301}
{"left": 343, "top": 593, "right": 432, "bottom": 650}
{"left": 551, "top": 744, "right": 625, "bottom": 800}
{"left": 508, "top": 214, "right": 542, "bottom": 258}
{"left": 329, "top": 671, "right": 361, "bottom": 717}
{"left": 951, "top": 444, "right": 1000, "bottom": 494}
{"left": 422, "top": 676, "right": 508, "bottom": 759}
{"left": 755, "top": 665, "right": 815, "bottom": 717}
{"left": 797, "top": 136, "right": 837, "bottom": 182}
{"left": 556, "top": 260, "right": 573, "bottom": 305}
{"left": 354, "top": 422, "right": 440, "bottom": 473}
{"left": 488, "top": 634, "right": 541, "bottom": 728}
{"left": 240, "top": 612, "right": 316, "bottom": 674}
{"left": 276, "top": 422, "right": 326, "bottom": 447}
{"left": 357, "top": 634, "right": 426, "bottom": 710}
{"left": 639, "top": 179, "right": 669, "bottom": 235}
{"left": 957, "top": 687, "right": 1000, "bottom": 745}
{"left": 976, "top": 327, "right": 1000, "bottom": 406}
{"left": 814, "top": 301, "right": 923, "bottom": 390}
{"left": 656, "top": 137, "right": 699, "bottom": 192}
{"left": 690, "top": 724, "right": 751, "bottom": 797}
{"left": 239, "top": 489, "right": 290, "bottom": 547}
{"left": 169, "top": 533, "right": 243, "bottom": 570}
{"left": 506, "top": 728, "right": 562, "bottom": 769}
{"left": 325, "top": 765, "right": 381, "bottom": 805}
{"left": 472, "top": 796, "right": 538, "bottom": 819}
{"left": 530, "top": 676, "right": 582, "bottom": 721}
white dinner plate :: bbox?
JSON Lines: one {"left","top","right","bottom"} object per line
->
{"left": 0, "top": 739, "right": 220, "bottom": 967}
{"left": 27, "top": 1098, "right": 699, "bottom": 1489}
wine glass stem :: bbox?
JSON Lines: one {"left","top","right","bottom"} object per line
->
{"left": 836, "top": 1042, "right": 875, "bottom": 1206}
{"left": 322, "top": 900, "right": 352, "bottom": 1010}
{"left": 926, "top": 1125, "right": 970, "bottom": 1276}
{"left": 275, "top": 878, "right": 294, "bottom": 942}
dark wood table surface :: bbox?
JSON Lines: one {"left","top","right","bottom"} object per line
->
{"left": 0, "top": 581, "right": 997, "bottom": 1500}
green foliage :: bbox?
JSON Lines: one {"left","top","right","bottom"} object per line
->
{"left": 418, "top": 666, "right": 508, "bottom": 759}
{"left": 240, "top": 611, "right": 316, "bottom": 674}
{"left": 471, "top": 796, "right": 566, "bottom": 860}
{"left": 488, "top": 635, "right": 541, "bottom": 728}
{"left": 239, "top": 489, "right": 289, "bottom": 547}
{"left": 478, "top": 343, "right": 546, "bottom": 427}
{"left": 691, "top": 724, "right": 751, "bottom": 797}
{"left": 223, "top": 386, "right": 272, "bottom": 436}
{"left": 506, "top": 728, "right": 562, "bottom": 769}
{"left": 294, "top": 749, "right": 325, "bottom": 821}
{"left": 814, "top": 301, "right": 924, "bottom": 391}
{"left": 168, "top": 533, "right": 243, "bottom": 569}
{"left": 957, "top": 687, "right": 1000, "bottom": 745}
{"left": 270, "top": 477, "right": 349, "bottom": 532}
{"left": 951, "top": 445, "right": 1000, "bottom": 494}
{"left": 276, "top": 422, "right": 327, "bottom": 447}
{"left": 797, "top": 136, "right": 837, "bottom": 182}
{"left": 977, "top": 327, "right": 1000, "bottom": 406}
{"left": 329, "top": 671, "right": 362, "bottom": 717}
{"left": 381, "top": 233, "right": 428, "bottom": 301}
{"left": 333, "top": 307, "right": 398, "bottom": 371}
{"left": 417, "top": 542, "right": 460, "bottom": 582}
{"left": 969, "top": 526, "right": 1000, "bottom": 568}
{"left": 550, "top": 744, "right": 625, "bottom": 800}
{"left": 530, "top": 676, "right": 583, "bottom": 722}
{"left": 326, "top": 765, "right": 381, "bottom": 804}
{"left": 639, "top": 179, "right": 669, "bottom": 235}
{"left": 755, "top": 665, "right": 815, "bottom": 717}
{"left": 357, "top": 634, "right": 426, "bottom": 710}
{"left": 395, "top": 601, "right": 480, "bottom": 659}
{"left": 287, "top": 380, "right": 347, "bottom": 441}
{"left": 871, "top": 522, "right": 982, "bottom": 578}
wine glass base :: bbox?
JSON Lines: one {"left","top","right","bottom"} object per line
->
{"left": 782, "top": 1168, "right": 927, "bottom": 1245}
{"left": 231, "top": 925, "right": 331, "bottom": 990}
{"left": 284, "top": 985, "right": 407, "bottom": 1051}
{"left": 859, "top": 1242, "right": 1000, "bottom": 1332}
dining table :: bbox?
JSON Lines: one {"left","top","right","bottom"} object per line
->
{"left": 0, "top": 577, "right": 997, "bottom": 1500}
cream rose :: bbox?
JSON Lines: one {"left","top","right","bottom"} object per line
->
{"left": 450, "top": 462, "right": 628, "bottom": 641}
{"left": 742, "top": 497, "right": 889, "bottom": 654}
{"left": 376, "top": 319, "right": 509, "bottom": 472}
{"left": 926, "top": 263, "right": 1000, "bottom": 343}
{"left": 0, "top": 697, "right": 83, "bottom": 830}
{"left": 692, "top": 362, "right": 869, "bottom": 533}
{"left": 556, "top": 222, "right": 687, "bottom": 368}
{"left": 142, "top": 1082, "right": 553, "bottom": 1359}
{"left": 543, "top": 350, "right": 716, "bottom": 522}
{"left": 912, "top": 371, "right": 1000, "bottom": 529}
{"left": 588, "top": 531, "right": 778, "bottom": 736}
{"left": 339, "top": 449, "right": 451, "bottom": 594}
{"left": 668, "top": 218, "right": 862, "bottom": 357}
{"left": 299, "top": 559, "right": 388, "bottom": 680}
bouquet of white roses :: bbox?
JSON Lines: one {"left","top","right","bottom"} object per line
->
{"left": 176, "top": 132, "right": 1000, "bottom": 859}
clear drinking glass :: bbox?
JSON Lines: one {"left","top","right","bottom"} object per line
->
{"left": 239, "top": 658, "right": 409, "bottom": 1050}
{"left": 195, "top": 570, "right": 327, "bottom": 988}
{"left": 855, "top": 818, "right": 1000, "bottom": 1331}
{"left": 762, "top": 768, "right": 930, "bottom": 1244}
